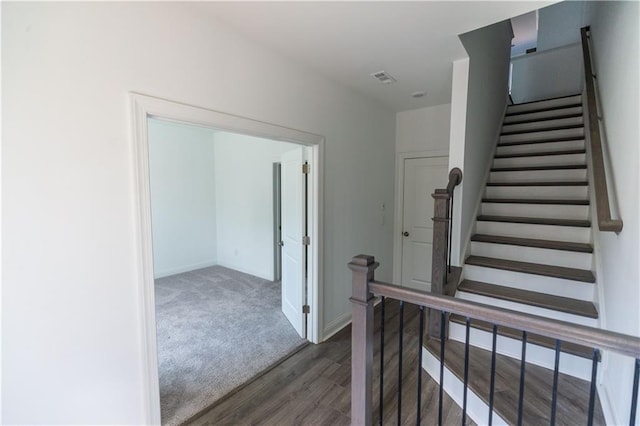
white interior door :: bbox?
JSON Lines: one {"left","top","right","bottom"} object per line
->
{"left": 280, "top": 147, "right": 306, "bottom": 337}
{"left": 401, "top": 156, "right": 449, "bottom": 291}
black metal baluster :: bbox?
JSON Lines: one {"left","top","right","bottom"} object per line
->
{"left": 587, "top": 349, "right": 600, "bottom": 426}
{"left": 448, "top": 192, "right": 454, "bottom": 274}
{"left": 462, "top": 317, "right": 470, "bottom": 426}
{"left": 439, "top": 310, "right": 446, "bottom": 426}
{"left": 488, "top": 324, "right": 497, "bottom": 426}
{"left": 517, "top": 331, "right": 527, "bottom": 426}
{"left": 630, "top": 358, "right": 640, "bottom": 426}
{"left": 417, "top": 306, "right": 425, "bottom": 426}
{"left": 379, "top": 297, "right": 385, "bottom": 426}
{"left": 397, "top": 301, "right": 404, "bottom": 425}
{"left": 550, "top": 340, "right": 561, "bottom": 426}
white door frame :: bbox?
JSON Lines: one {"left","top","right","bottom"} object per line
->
{"left": 392, "top": 150, "right": 449, "bottom": 285}
{"left": 129, "top": 92, "right": 324, "bottom": 424}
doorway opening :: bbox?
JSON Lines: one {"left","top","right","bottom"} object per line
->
{"left": 131, "top": 94, "right": 323, "bottom": 423}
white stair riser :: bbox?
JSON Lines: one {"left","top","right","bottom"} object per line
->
{"left": 481, "top": 203, "right": 589, "bottom": 220}
{"left": 502, "top": 116, "right": 584, "bottom": 134}
{"left": 463, "top": 264, "right": 594, "bottom": 301}
{"left": 456, "top": 291, "right": 598, "bottom": 327}
{"left": 489, "top": 168, "right": 587, "bottom": 183}
{"left": 422, "top": 349, "right": 509, "bottom": 425}
{"left": 496, "top": 139, "right": 585, "bottom": 156}
{"left": 476, "top": 221, "right": 591, "bottom": 244}
{"left": 485, "top": 185, "right": 589, "bottom": 200}
{"left": 500, "top": 128, "right": 584, "bottom": 145}
{"left": 506, "top": 95, "right": 582, "bottom": 115}
{"left": 493, "top": 153, "right": 586, "bottom": 168}
{"left": 503, "top": 106, "right": 582, "bottom": 124}
{"left": 448, "top": 323, "right": 593, "bottom": 380}
{"left": 470, "top": 241, "right": 592, "bottom": 270}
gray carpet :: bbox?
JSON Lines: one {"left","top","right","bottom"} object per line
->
{"left": 155, "top": 265, "right": 306, "bottom": 425}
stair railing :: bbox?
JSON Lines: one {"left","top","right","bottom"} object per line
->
{"left": 350, "top": 254, "right": 640, "bottom": 426}
{"left": 430, "top": 167, "right": 462, "bottom": 338}
{"left": 580, "top": 26, "right": 623, "bottom": 233}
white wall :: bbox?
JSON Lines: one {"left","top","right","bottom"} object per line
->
{"left": 510, "top": 43, "right": 583, "bottom": 103}
{"left": 214, "top": 132, "right": 299, "bottom": 281}
{"left": 448, "top": 58, "right": 470, "bottom": 266}
{"left": 393, "top": 104, "right": 452, "bottom": 282}
{"left": 1, "top": 3, "right": 395, "bottom": 423}
{"left": 455, "top": 20, "right": 514, "bottom": 264}
{"left": 395, "top": 104, "right": 451, "bottom": 154}
{"left": 148, "top": 119, "right": 217, "bottom": 278}
{"left": 537, "top": 1, "right": 586, "bottom": 52}
{"left": 583, "top": 2, "right": 640, "bottom": 423}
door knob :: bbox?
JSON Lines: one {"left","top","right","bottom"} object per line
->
{"left": 278, "top": 241, "right": 284, "bottom": 247}
{"left": 402, "top": 231, "right": 410, "bottom": 237}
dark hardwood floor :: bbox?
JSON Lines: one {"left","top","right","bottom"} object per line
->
{"left": 188, "top": 300, "right": 471, "bottom": 426}
{"left": 188, "top": 298, "right": 605, "bottom": 425}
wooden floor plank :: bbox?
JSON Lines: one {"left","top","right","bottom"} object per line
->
{"left": 188, "top": 301, "right": 473, "bottom": 426}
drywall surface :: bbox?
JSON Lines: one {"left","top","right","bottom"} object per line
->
{"left": 448, "top": 58, "right": 470, "bottom": 266}
{"left": 395, "top": 104, "right": 451, "bottom": 154}
{"left": 456, "top": 20, "right": 513, "bottom": 264}
{"left": 148, "top": 119, "right": 217, "bottom": 278}
{"left": 537, "top": 1, "right": 586, "bottom": 52}
{"left": 1, "top": 2, "right": 395, "bottom": 423}
{"left": 214, "top": 132, "right": 299, "bottom": 281}
{"left": 583, "top": 2, "right": 640, "bottom": 424}
{"left": 510, "top": 43, "right": 583, "bottom": 103}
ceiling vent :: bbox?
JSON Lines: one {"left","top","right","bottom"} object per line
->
{"left": 370, "top": 71, "right": 397, "bottom": 84}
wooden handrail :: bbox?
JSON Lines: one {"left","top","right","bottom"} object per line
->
{"left": 446, "top": 167, "right": 463, "bottom": 193}
{"left": 580, "top": 26, "right": 623, "bottom": 233}
{"left": 349, "top": 255, "right": 640, "bottom": 424}
{"left": 369, "top": 279, "right": 640, "bottom": 359}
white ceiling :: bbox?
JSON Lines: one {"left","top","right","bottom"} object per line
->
{"left": 197, "top": 1, "right": 557, "bottom": 112}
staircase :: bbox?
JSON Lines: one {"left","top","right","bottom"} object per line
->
{"left": 424, "top": 94, "right": 605, "bottom": 423}
{"left": 453, "top": 93, "right": 597, "bottom": 367}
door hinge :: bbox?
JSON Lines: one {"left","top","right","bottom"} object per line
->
{"left": 302, "top": 163, "right": 310, "bottom": 174}
{"left": 303, "top": 304, "right": 310, "bottom": 314}
{"left": 302, "top": 235, "right": 310, "bottom": 245}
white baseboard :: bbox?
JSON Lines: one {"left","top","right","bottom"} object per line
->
{"left": 322, "top": 311, "right": 351, "bottom": 342}
{"left": 214, "top": 261, "right": 273, "bottom": 281}
{"left": 598, "top": 380, "right": 620, "bottom": 426}
{"left": 154, "top": 260, "right": 218, "bottom": 279}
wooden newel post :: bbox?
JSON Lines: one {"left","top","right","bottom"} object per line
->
{"left": 429, "top": 189, "right": 450, "bottom": 339}
{"left": 349, "top": 254, "right": 379, "bottom": 426}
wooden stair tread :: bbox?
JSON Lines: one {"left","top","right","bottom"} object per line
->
{"left": 501, "top": 124, "right": 584, "bottom": 136}
{"left": 471, "top": 234, "right": 592, "bottom": 253}
{"left": 465, "top": 256, "right": 595, "bottom": 283}
{"left": 494, "top": 149, "right": 586, "bottom": 159}
{"left": 477, "top": 215, "right": 591, "bottom": 227}
{"left": 457, "top": 279, "right": 598, "bottom": 318}
{"left": 506, "top": 94, "right": 582, "bottom": 112}
{"left": 504, "top": 112, "right": 583, "bottom": 125}
{"left": 448, "top": 313, "right": 595, "bottom": 359}
{"left": 425, "top": 338, "right": 605, "bottom": 425}
{"left": 498, "top": 136, "right": 585, "bottom": 147}
{"left": 482, "top": 198, "right": 589, "bottom": 205}
{"left": 491, "top": 164, "right": 586, "bottom": 172}
{"left": 486, "top": 181, "right": 588, "bottom": 187}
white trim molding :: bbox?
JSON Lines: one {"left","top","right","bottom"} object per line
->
{"left": 129, "top": 92, "right": 325, "bottom": 424}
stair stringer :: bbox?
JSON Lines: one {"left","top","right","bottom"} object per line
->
{"left": 422, "top": 347, "right": 509, "bottom": 426}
